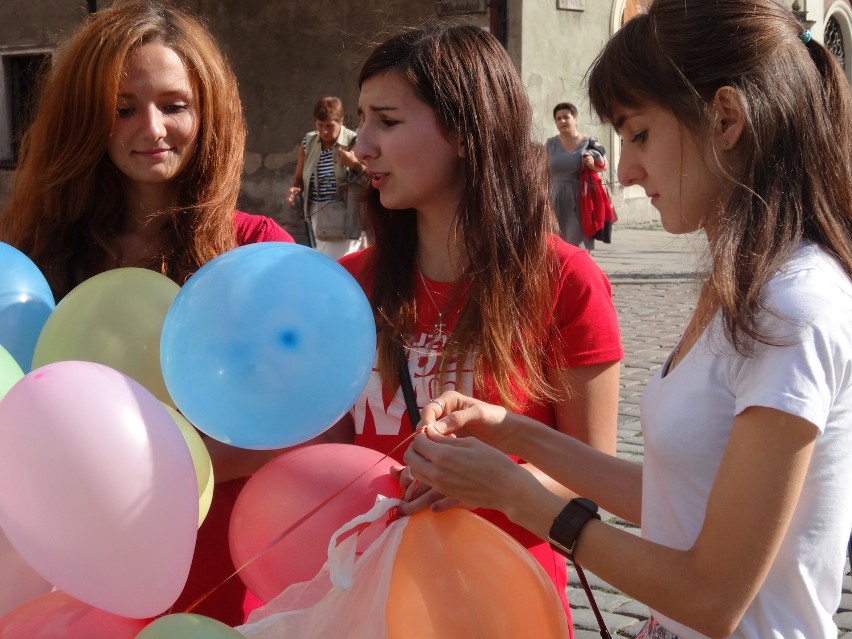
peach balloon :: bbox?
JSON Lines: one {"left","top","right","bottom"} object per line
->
{"left": 386, "top": 509, "right": 568, "bottom": 639}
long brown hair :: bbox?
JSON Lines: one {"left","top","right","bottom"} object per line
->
{"left": 0, "top": 0, "right": 246, "bottom": 299}
{"left": 588, "top": 0, "right": 852, "bottom": 353}
{"left": 358, "top": 25, "right": 557, "bottom": 409}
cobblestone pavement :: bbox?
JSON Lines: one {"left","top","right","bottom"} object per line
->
{"left": 566, "top": 272, "right": 852, "bottom": 638}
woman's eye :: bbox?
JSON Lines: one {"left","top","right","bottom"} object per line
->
{"left": 163, "top": 103, "right": 189, "bottom": 115}
{"left": 116, "top": 106, "right": 133, "bottom": 118}
{"left": 380, "top": 118, "right": 400, "bottom": 128}
{"left": 631, "top": 130, "right": 648, "bottom": 144}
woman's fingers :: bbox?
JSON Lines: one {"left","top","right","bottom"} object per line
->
{"left": 403, "top": 429, "right": 515, "bottom": 511}
{"left": 418, "top": 391, "right": 504, "bottom": 435}
{"left": 398, "top": 487, "right": 450, "bottom": 516}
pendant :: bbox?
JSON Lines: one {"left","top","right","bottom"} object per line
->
{"left": 426, "top": 318, "right": 445, "bottom": 350}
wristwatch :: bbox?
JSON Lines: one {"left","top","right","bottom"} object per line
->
{"left": 548, "top": 497, "right": 600, "bottom": 559}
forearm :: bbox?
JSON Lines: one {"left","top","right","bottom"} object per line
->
{"left": 510, "top": 415, "right": 643, "bottom": 523}
{"left": 500, "top": 478, "right": 741, "bottom": 638}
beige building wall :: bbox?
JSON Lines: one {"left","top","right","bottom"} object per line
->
{"left": 517, "top": 1, "right": 611, "bottom": 144}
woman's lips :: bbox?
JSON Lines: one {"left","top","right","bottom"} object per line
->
{"left": 370, "top": 173, "right": 387, "bottom": 189}
{"left": 135, "top": 148, "right": 171, "bottom": 159}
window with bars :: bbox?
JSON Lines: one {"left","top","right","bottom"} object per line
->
{"left": 1, "top": 51, "right": 51, "bottom": 167}
{"left": 825, "top": 16, "right": 846, "bottom": 74}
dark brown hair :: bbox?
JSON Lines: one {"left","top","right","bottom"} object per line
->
{"left": 313, "top": 96, "right": 344, "bottom": 123}
{"left": 357, "top": 24, "right": 557, "bottom": 408}
{"left": 0, "top": 0, "right": 246, "bottom": 299}
{"left": 552, "top": 102, "right": 578, "bottom": 119}
{"left": 588, "top": 0, "right": 852, "bottom": 352}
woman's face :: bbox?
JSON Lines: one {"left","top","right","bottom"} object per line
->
{"left": 107, "top": 43, "right": 199, "bottom": 191}
{"left": 615, "top": 103, "right": 723, "bottom": 234}
{"left": 354, "top": 70, "right": 465, "bottom": 217}
{"left": 554, "top": 108, "right": 577, "bottom": 136}
{"left": 316, "top": 119, "right": 342, "bottom": 146}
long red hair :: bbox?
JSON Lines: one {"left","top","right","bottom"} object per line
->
{"left": 0, "top": 0, "right": 246, "bottom": 299}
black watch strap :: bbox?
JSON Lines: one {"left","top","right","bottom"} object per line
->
{"left": 548, "top": 497, "right": 600, "bottom": 559}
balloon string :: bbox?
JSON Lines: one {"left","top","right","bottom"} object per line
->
{"left": 179, "top": 430, "right": 421, "bottom": 615}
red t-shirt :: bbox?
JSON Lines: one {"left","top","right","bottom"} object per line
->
{"left": 171, "top": 211, "right": 292, "bottom": 625}
{"left": 233, "top": 210, "right": 294, "bottom": 244}
{"left": 338, "top": 235, "right": 623, "bottom": 626}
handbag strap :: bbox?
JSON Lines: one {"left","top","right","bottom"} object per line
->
{"left": 398, "top": 346, "right": 420, "bottom": 430}
{"left": 573, "top": 560, "right": 613, "bottom": 638}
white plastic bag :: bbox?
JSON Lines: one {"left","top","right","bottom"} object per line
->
{"left": 236, "top": 496, "right": 407, "bottom": 639}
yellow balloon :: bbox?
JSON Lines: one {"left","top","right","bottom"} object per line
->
{"left": 165, "top": 405, "right": 214, "bottom": 528}
{"left": 32, "top": 268, "right": 179, "bottom": 405}
{"left": 0, "top": 344, "right": 24, "bottom": 400}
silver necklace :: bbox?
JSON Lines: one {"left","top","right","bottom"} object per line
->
{"left": 416, "top": 262, "right": 447, "bottom": 348}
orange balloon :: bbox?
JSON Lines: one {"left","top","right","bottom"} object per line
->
{"left": 386, "top": 509, "right": 568, "bottom": 639}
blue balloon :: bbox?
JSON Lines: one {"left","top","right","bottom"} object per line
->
{"left": 160, "top": 243, "right": 376, "bottom": 449}
{"left": 0, "top": 242, "right": 56, "bottom": 371}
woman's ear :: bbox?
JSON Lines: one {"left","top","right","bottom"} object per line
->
{"left": 713, "top": 86, "right": 745, "bottom": 151}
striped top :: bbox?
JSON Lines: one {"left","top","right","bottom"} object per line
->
{"left": 303, "top": 137, "right": 337, "bottom": 203}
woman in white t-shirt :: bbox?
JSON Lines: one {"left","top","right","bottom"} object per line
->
{"left": 401, "top": 1, "right": 852, "bottom": 638}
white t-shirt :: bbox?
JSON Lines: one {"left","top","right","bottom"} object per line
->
{"left": 640, "top": 243, "right": 852, "bottom": 639}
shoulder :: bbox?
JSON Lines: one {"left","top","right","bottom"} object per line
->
{"left": 338, "top": 245, "right": 373, "bottom": 273}
{"left": 732, "top": 244, "right": 852, "bottom": 432}
{"left": 766, "top": 244, "right": 852, "bottom": 316}
{"left": 548, "top": 235, "right": 610, "bottom": 286}
{"left": 755, "top": 244, "right": 852, "bottom": 342}
{"left": 547, "top": 234, "right": 617, "bottom": 309}
{"left": 338, "top": 126, "right": 357, "bottom": 145}
{"left": 338, "top": 246, "right": 374, "bottom": 294}
{"left": 233, "top": 211, "right": 294, "bottom": 245}
{"left": 546, "top": 235, "right": 623, "bottom": 362}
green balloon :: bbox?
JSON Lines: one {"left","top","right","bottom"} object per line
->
{"left": 0, "top": 344, "right": 24, "bottom": 400}
{"left": 136, "top": 614, "right": 245, "bottom": 639}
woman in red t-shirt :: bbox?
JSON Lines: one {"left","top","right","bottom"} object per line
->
{"left": 325, "top": 25, "right": 623, "bottom": 633}
{"left": 0, "top": 1, "right": 293, "bottom": 625}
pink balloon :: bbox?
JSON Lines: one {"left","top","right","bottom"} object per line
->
{"left": 0, "top": 362, "right": 198, "bottom": 618}
{"left": 0, "top": 591, "right": 149, "bottom": 639}
{"left": 0, "top": 528, "right": 52, "bottom": 617}
{"left": 230, "top": 444, "right": 399, "bottom": 601}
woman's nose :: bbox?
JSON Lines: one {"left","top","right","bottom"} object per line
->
{"left": 617, "top": 149, "right": 643, "bottom": 187}
{"left": 353, "top": 124, "right": 375, "bottom": 162}
{"left": 141, "top": 105, "right": 167, "bottom": 139}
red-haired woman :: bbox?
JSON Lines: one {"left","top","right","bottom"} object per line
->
{"left": 0, "top": 0, "right": 292, "bottom": 625}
